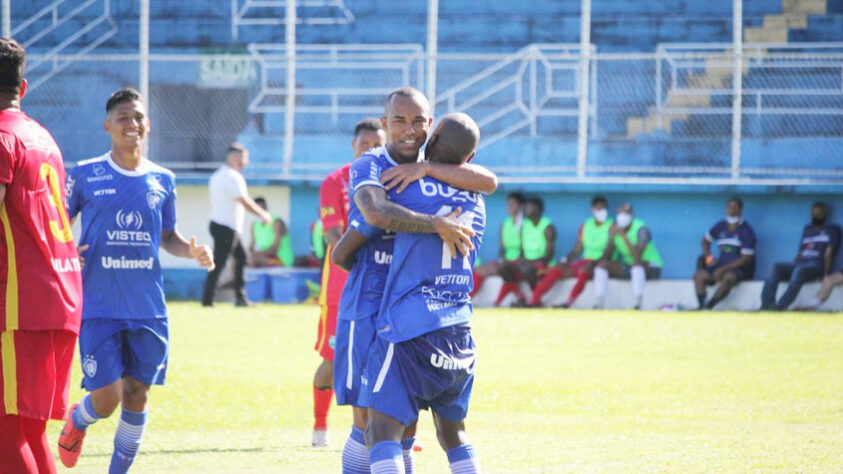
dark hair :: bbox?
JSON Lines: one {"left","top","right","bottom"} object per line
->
{"left": 354, "top": 117, "right": 383, "bottom": 137}
{"left": 813, "top": 201, "right": 829, "bottom": 213}
{"left": 227, "top": 142, "right": 247, "bottom": 156}
{"left": 727, "top": 196, "right": 743, "bottom": 210}
{"left": 592, "top": 196, "right": 608, "bottom": 207}
{"left": 507, "top": 192, "right": 526, "bottom": 205}
{"left": 526, "top": 196, "right": 544, "bottom": 213}
{"left": 106, "top": 88, "right": 143, "bottom": 114}
{"left": 254, "top": 197, "right": 266, "bottom": 206}
{"left": 0, "top": 38, "right": 26, "bottom": 94}
{"left": 385, "top": 86, "right": 429, "bottom": 115}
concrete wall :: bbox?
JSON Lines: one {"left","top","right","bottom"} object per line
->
{"left": 162, "top": 183, "right": 842, "bottom": 280}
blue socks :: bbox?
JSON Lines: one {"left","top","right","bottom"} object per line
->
{"left": 71, "top": 394, "right": 102, "bottom": 431}
{"left": 109, "top": 408, "right": 147, "bottom": 474}
{"left": 447, "top": 444, "right": 480, "bottom": 474}
{"left": 370, "top": 440, "right": 404, "bottom": 474}
{"left": 401, "top": 437, "right": 416, "bottom": 473}
{"left": 342, "top": 426, "right": 369, "bottom": 474}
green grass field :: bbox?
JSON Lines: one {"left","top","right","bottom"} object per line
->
{"left": 50, "top": 303, "right": 842, "bottom": 473}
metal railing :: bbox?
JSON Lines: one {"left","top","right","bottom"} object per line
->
{"left": 231, "top": 0, "right": 354, "bottom": 40}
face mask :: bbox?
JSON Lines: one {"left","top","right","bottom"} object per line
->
{"left": 725, "top": 215, "right": 740, "bottom": 225}
{"left": 593, "top": 208, "right": 608, "bottom": 223}
{"left": 812, "top": 217, "right": 827, "bottom": 226}
{"left": 615, "top": 212, "right": 632, "bottom": 228}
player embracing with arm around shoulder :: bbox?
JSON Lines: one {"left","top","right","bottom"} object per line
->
{"left": 355, "top": 110, "right": 487, "bottom": 474}
{"left": 0, "top": 38, "right": 83, "bottom": 474}
{"left": 57, "top": 88, "right": 214, "bottom": 473}
{"left": 330, "top": 88, "right": 496, "bottom": 474}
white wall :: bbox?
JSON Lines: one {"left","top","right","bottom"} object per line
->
{"left": 160, "top": 184, "right": 291, "bottom": 268}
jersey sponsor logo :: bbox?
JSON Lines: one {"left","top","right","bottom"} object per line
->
{"left": 430, "top": 352, "right": 473, "bottom": 371}
{"left": 87, "top": 163, "right": 114, "bottom": 182}
{"left": 418, "top": 178, "right": 479, "bottom": 203}
{"left": 420, "top": 285, "right": 466, "bottom": 312}
{"left": 107, "top": 210, "right": 152, "bottom": 246}
{"left": 101, "top": 256, "right": 155, "bottom": 269}
{"left": 115, "top": 209, "right": 144, "bottom": 229}
{"left": 374, "top": 250, "right": 392, "bottom": 265}
{"left": 83, "top": 355, "right": 97, "bottom": 377}
{"left": 93, "top": 188, "right": 117, "bottom": 196}
{"left": 52, "top": 257, "right": 81, "bottom": 273}
{"left": 434, "top": 274, "right": 470, "bottom": 285}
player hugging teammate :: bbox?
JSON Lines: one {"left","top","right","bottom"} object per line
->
{"left": 331, "top": 86, "right": 495, "bottom": 474}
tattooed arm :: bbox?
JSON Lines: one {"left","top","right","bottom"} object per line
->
{"left": 354, "top": 185, "right": 474, "bottom": 258}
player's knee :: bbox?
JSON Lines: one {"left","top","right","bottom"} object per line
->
{"left": 720, "top": 273, "right": 737, "bottom": 285}
{"left": 122, "top": 382, "right": 150, "bottom": 411}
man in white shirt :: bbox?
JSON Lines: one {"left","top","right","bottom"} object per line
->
{"left": 202, "top": 143, "right": 271, "bottom": 307}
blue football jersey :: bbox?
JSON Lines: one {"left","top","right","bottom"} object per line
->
{"left": 66, "top": 152, "right": 176, "bottom": 320}
{"left": 337, "top": 146, "right": 400, "bottom": 321}
{"left": 377, "top": 177, "right": 486, "bottom": 343}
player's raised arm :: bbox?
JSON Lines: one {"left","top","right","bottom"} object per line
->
{"left": 354, "top": 185, "right": 474, "bottom": 258}
{"left": 381, "top": 161, "right": 498, "bottom": 195}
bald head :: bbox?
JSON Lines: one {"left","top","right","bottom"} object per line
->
{"left": 384, "top": 86, "right": 429, "bottom": 116}
{"left": 425, "top": 113, "right": 480, "bottom": 165}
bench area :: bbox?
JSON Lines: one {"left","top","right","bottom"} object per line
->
{"left": 472, "top": 276, "right": 843, "bottom": 311}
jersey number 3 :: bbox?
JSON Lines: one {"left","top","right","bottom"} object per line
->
{"left": 40, "top": 163, "right": 73, "bottom": 243}
{"left": 436, "top": 205, "right": 475, "bottom": 270}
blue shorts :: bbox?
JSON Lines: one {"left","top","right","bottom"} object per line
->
{"left": 360, "top": 325, "right": 476, "bottom": 426}
{"left": 79, "top": 318, "right": 169, "bottom": 391}
{"left": 334, "top": 317, "right": 377, "bottom": 407}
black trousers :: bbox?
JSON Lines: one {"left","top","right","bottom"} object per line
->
{"left": 202, "top": 221, "right": 247, "bottom": 304}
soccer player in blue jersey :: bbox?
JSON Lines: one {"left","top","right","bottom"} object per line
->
{"left": 330, "top": 89, "right": 496, "bottom": 474}
{"left": 359, "top": 111, "right": 485, "bottom": 474}
{"left": 57, "top": 88, "right": 215, "bottom": 473}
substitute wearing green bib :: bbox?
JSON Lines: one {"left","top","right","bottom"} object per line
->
{"left": 613, "top": 217, "right": 663, "bottom": 267}
{"left": 522, "top": 216, "right": 553, "bottom": 261}
{"left": 501, "top": 216, "right": 522, "bottom": 261}
{"left": 252, "top": 216, "right": 294, "bottom": 266}
{"left": 581, "top": 216, "right": 613, "bottom": 261}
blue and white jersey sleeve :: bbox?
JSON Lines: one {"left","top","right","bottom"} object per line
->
{"left": 738, "top": 223, "right": 756, "bottom": 255}
{"left": 350, "top": 148, "right": 387, "bottom": 194}
{"left": 65, "top": 164, "right": 84, "bottom": 220}
{"left": 160, "top": 173, "right": 177, "bottom": 231}
{"left": 348, "top": 204, "right": 381, "bottom": 240}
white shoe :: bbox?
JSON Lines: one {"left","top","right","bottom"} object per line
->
{"left": 312, "top": 429, "right": 329, "bottom": 447}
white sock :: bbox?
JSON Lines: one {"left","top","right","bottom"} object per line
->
{"left": 631, "top": 265, "right": 646, "bottom": 306}
{"left": 594, "top": 267, "right": 609, "bottom": 308}
{"left": 806, "top": 297, "right": 821, "bottom": 309}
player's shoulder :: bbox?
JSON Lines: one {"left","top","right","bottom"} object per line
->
{"left": 146, "top": 159, "right": 176, "bottom": 181}
{"left": 71, "top": 153, "right": 110, "bottom": 175}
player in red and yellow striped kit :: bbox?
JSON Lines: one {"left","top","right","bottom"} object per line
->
{"left": 0, "top": 38, "right": 83, "bottom": 474}
{"left": 311, "top": 118, "right": 385, "bottom": 446}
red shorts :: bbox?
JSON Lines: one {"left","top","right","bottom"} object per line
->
{"left": 0, "top": 329, "right": 76, "bottom": 421}
{"left": 314, "top": 305, "right": 338, "bottom": 361}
